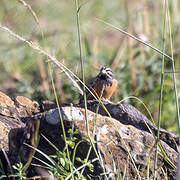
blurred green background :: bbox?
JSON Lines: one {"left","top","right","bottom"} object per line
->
{"left": 0, "top": 0, "right": 180, "bottom": 132}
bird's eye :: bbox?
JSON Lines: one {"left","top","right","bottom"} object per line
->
{"left": 100, "top": 67, "right": 105, "bottom": 71}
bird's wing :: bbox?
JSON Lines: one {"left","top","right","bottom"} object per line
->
{"left": 87, "top": 76, "right": 98, "bottom": 90}
{"left": 79, "top": 76, "right": 98, "bottom": 103}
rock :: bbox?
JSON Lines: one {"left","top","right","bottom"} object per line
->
{"left": 0, "top": 91, "right": 179, "bottom": 179}
{"left": 0, "top": 91, "right": 40, "bottom": 151}
{"left": 79, "top": 100, "right": 180, "bottom": 152}
{"left": 40, "top": 105, "right": 178, "bottom": 179}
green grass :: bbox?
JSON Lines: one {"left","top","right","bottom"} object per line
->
{"left": 0, "top": 0, "right": 180, "bottom": 179}
{"left": 0, "top": 0, "right": 180, "bottom": 133}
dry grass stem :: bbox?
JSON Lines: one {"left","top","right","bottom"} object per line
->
{"left": 18, "top": 0, "right": 40, "bottom": 25}
{"left": 0, "top": 24, "right": 83, "bottom": 95}
{"left": 2, "top": 148, "right": 15, "bottom": 180}
{"left": 97, "top": 18, "right": 173, "bottom": 61}
{"left": 111, "top": 36, "right": 126, "bottom": 72}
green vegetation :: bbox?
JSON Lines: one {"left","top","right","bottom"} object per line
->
{"left": 1, "top": 0, "right": 179, "bottom": 132}
{"left": 0, "top": 0, "right": 180, "bottom": 179}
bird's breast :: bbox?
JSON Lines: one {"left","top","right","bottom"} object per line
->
{"left": 93, "top": 79, "right": 117, "bottom": 99}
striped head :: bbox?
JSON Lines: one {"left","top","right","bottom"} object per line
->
{"left": 98, "top": 67, "right": 114, "bottom": 85}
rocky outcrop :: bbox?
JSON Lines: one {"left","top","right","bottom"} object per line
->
{"left": 0, "top": 91, "right": 179, "bottom": 179}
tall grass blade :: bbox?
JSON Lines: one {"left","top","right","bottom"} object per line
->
{"left": 153, "top": 2, "right": 167, "bottom": 174}
{"left": 96, "top": 18, "right": 173, "bottom": 61}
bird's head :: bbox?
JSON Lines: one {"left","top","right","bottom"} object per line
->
{"left": 98, "top": 67, "right": 114, "bottom": 82}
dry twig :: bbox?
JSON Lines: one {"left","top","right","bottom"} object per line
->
{"left": 0, "top": 24, "right": 83, "bottom": 95}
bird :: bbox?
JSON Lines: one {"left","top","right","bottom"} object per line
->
{"left": 84, "top": 67, "right": 118, "bottom": 101}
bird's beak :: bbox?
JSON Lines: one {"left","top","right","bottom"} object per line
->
{"left": 101, "top": 70, "right": 107, "bottom": 74}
